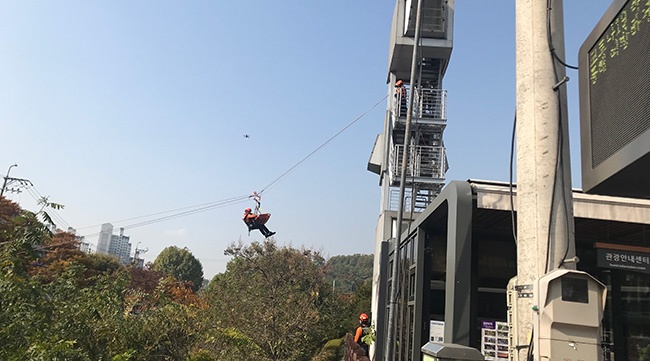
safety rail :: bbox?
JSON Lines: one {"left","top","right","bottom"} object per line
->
{"left": 412, "top": 88, "right": 447, "bottom": 119}
{"left": 390, "top": 145, "right": 448, "bottom": 182}
{"left": 392, "top": 87, "right": 447, "bottom": 122}
{"left": 388, "top": 187, "right": 443, "bottom": 212}
{"left": 393, "top": 86, "right": 409, "bottom": 119}
{"left": 388, "top": 189, "right": 416, "bottom": 213}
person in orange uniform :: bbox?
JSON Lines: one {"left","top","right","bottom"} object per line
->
{"left": 395, "top": 80, "right": 407, "bottom": 117}
{"left": 354, "top": 313, "right": 371, "bottom": 356}
{"left": 243, "top": 207, "right": 276, "bottom": 238}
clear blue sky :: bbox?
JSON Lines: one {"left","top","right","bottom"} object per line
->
{"left": 0, "top": 0, "right": 612, "bottom": 279}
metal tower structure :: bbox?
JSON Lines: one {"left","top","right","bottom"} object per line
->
{"left": 367, "top": 0, "right": 454, "bottom": 359}
{"left": 368, "top": 0, "right": 454, "bottom": 213}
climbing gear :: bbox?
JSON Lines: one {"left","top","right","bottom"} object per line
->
{"left": 243, "top": 191, "right": 273, "bottom": 236}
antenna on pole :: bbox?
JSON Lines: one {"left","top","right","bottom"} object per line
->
{"left": 1, "top": 164, "right": 32, "bottom": 198}
{"left": 133, "top": 242, "right": 149, "bottom": 268}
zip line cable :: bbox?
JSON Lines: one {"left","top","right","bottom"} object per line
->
{"left": 75, "top": 195, "right": 250, "bottom": 230}
{"left": 122, "top": 197, "right": 249, "bottom": 230}
{"left": 81, "top": 195, "right": 250, "bottom": 238}
{"left": 258, "top": 94, "right": 388, "bottom": 195}
{"left": 80, "top": 94, "right": 388, "bottom": 237}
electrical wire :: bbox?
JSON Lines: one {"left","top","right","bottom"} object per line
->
{"left": 546, "top": 0, "right": 574, "bottom": 271}
{"left": 546, "top": 0, "right": 579, "bottom": 70}
{"left": 24, "top": 186, "right": 71, "bottom": 230}
{"left": 526, "top": 329, "right": 534, "bottom": 361}
{"left": 509, "top": 110, "right": 517, "bottom": 244}
{"left": 551, "top": 51, "right": 579, "bottom": 70}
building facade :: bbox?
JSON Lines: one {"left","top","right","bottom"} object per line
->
{"left": 368, "top": 1, "right": 650, "bottom": 360}
{"left": 97, "top": 223, "right": 112, "bottom": 254}
{"left": 367, "top": 0, "right": 455, "bottom": 358}
{"left": 376, "top": 180, "right": 650, "bottom": 361}
{"left": 96, "top": 223, "right": 132, "bottom": 265}
{"left": 66, "top": 226, "right": 92, "bottom": 253}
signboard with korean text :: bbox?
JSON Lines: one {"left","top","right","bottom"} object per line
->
{"left": 597, "top": 248, "right": 650, "bottom": 274}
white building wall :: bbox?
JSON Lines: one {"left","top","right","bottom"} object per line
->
{"left": 96, "top": 223, "right": 113, "bottom": 254}
{"left": 109, "top": 234, "right": 132, "bottom": 265}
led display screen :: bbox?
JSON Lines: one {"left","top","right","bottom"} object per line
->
{"left": 579, "top": 0, "right": 650, "bottom": 197}
{"left": 587, "top": 0, "right": 650, "bottom": 168}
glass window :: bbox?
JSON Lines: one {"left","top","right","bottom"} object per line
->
{"left": 620, "top": 272, "right": 650, "bottom": 361}
{"left": 409, "top": 271, "right": 416, "bottom": 301}
{"left": 561, "top": 277, "right": 589, "bottom": 304}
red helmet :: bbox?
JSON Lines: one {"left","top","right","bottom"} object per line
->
{"left": 244, "top": 208, "right": 252, "bottom": 213}
{"left": 359, "top": 313, "right": 369, "bottom": 322}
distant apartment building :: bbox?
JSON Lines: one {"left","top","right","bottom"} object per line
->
{"left": 78, "top": 241, "right": 92, "bottom": 253}
{"left": 97, "top": 223, "right": 112, "bottom": 254}
{"left": 66, "top": 226, "right": 92, "bottom": 253}
{"left": 96, "top": 223, "right": 132, "bottom": 265}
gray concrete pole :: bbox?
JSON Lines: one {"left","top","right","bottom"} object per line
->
{"left": 515, "top": 0, "right": 575, "bottom": 359}
{"left": 384, "top": 0, "right": 424, "bottom": 359}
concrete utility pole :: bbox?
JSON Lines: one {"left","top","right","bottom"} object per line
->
{"left": 384, "top": 0, "right": 424, "bottom": 359}
{"left": 515, "top": 0, "right": 576, "bottom": 360}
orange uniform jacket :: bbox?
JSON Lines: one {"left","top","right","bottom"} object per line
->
{"left": 244, "top": 213, "right": 257, "bottom": 224}
{"left": 354, "top": 326, "right": 364, "bottom": 343}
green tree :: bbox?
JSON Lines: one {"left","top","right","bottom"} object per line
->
{"left": 203, "top": 239, "right": 342, "bottom": 361}
{"left": 1, "top": 198, "right": 206, "bottom": 360}
{"left": 323, "top": 254, "right": 373, "bottom": 294}
{"left": 152, "top": 246, "right": 204, "bottom": 292}
{"left": 1, "top": 198, "right": 52, "bottom": 278}
{"left": 349, "top": 278, "right": 373, "bottom": 330}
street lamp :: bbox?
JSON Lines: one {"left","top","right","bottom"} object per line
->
{"left": 0, "top": 163, "right": 18, "bottom": 198}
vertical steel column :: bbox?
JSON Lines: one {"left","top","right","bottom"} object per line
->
{"left": 385, "top": 0, "right": 424, "bottom": 358}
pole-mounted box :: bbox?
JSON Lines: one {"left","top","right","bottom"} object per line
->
{"left": 534, "top": 269, "right": 606, "bottom": 361}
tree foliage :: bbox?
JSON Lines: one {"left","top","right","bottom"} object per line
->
{"left": 0, "top": 198, "right": 206, "bottom": 360}
{"left": 152, "top": 246, "right": 204, "bottom": 292}
{"left": 321, "top": 255, "right": 374, "bottom": 333}
{"left": 323, "top": 254, "right": 373, "bottom": 294}
{"left": 203, "top": 240, "right": 347, "bottom": 361}
{"left": 1, "top": 198, "right": 372, "bottom": 361}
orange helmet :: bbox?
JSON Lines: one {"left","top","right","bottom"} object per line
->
{"left": 359, "top": 313, "right": 369, "bottom": 322}
{"left": 244, "top": 208, "right": 252, "bottom": 213}
{"left": 395, "top": 80, "right": 403, "bottom": 87}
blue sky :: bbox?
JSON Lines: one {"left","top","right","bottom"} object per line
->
{"left": 0, "top": 0, "right": 613, "bottom": 279}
